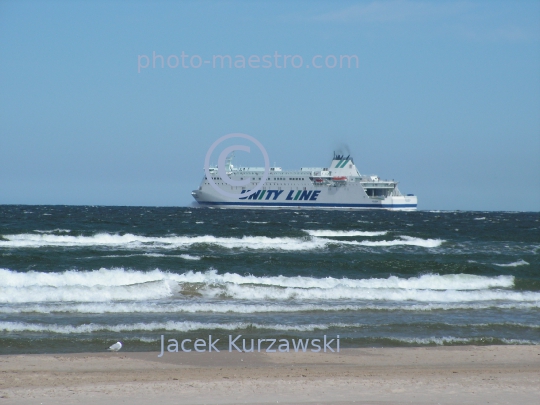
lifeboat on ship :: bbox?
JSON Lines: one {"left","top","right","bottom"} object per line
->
{"left": 332, "top": 176, "right": 347, "bottom": 182}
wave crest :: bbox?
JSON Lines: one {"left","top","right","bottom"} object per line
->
{"left": 0, "top": 268, "right": 520, "bottom": 304}
{"left": 0, "top": 232, "right": 443, "bottom": 250}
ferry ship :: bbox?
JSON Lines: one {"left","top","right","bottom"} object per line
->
{"left": 192, "top": 153, "right": 417, "bottom": 210}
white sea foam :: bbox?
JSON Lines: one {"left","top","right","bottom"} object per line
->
{"left": 0, "top": 268, "right": 177, "bottom": 288}
{"left": 0, "top": 281, "right": 176, "bottom": 304}
{"left": 2, "top": 268, "right": 510, "bottom": 290}
{"left": 500, "top": 339, "right": 540, "bottom": 345}
{"left": 3, "top": 322, "right": 538, "bottom": 342}
{"left": 391, "top": 336, "right": 471, "bottom": 345}
{"left": 303, "top": 230, "right": 387, "bottom": 237}
{"left": 179, "top": 254, "right": 201, "bottom": 260}
{"left": 0, "top": 268, "right": 519, "bottom": 304}
{"left": 34, "top": 229, "right": 71, "bottom": 234}
{"left": 474, "top": 217, "right": 486, "bottom": 220}
{"left": 2, "top": 301, "right": 539, "bottom": 315}
{"left": 0, "top": 233, "right": 442, "bottom": 250}
{"left": 494, "top": 259, "right": 529, "bottom": 267}
{"left": 143, "top": 253, "right": 201, "bottom": 260}
{"left": 100, "top": 253, "right": 202, "bottom": 260}
{"left": 349, "top": 235, "right": 443, "bottom": 248}
{"left": 0, "top": 321, "right": 364, "bottom": 334}
{"left": 213, "top": 284, "right": 539, "bottom": 302}
{"left": 0, "top": 233, "right": 327, "bottom": 251}
{"left": 173, "top": 270, "right": 513, "bottom": 290}
{"left": 391, "top": 337, "right": 539, "bottom": 345}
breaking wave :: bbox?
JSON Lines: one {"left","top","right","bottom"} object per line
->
{"left": 303, "top": 230, "right": 388, "bottom": 237}
{"left": 350, "top": 235, "right": 443, "bottom": 247}
{"left": 0, "top": 268, "right": 513, "bottom": 290}
{"left": 101, "top": 253, "right": 202, "bottom": 260}
{"left": 0, "top": 268, "right": 525, "bottom": 304}
{"left": 34, "top": 229, "right": 71, "bottom": 234}
{"left": 2, "top": 322, "right": 539, "bottom": 341}
{"left": 0, "top": 232, "right": 443, "bottom": 250}
{"left": 494, "top": 259, "right": 529, "bottom": 267}
{"left": 385, "top": 337, "right": 539, "bottom": 346}
{"left": 0, "top": 321, "right": 363, "bottom": 334}
{"left": 2, "top": 301, "right": 539, "bottom": 315}
{"left": 0, "top": 281, "right": 176, "bottom": 304}
{"left": 210, "top": 284, "right": 537, "bottom": 302}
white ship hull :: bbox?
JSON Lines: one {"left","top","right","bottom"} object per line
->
{"left": 192, "top": 154, "right": 417, "bottom": 211}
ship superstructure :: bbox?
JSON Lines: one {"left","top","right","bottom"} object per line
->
{"left": 191, "top": 153, "right": 417, "bottom": 210}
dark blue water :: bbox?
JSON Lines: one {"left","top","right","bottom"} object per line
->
{"left": 1, "top": 205, "right": 539, "bottom": 354}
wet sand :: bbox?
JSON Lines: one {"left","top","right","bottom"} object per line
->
{"left": 1, "top": 346, "right": 539, "bottom": 404}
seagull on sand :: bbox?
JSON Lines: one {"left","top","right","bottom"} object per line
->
{"left": 108, "top": 341, "right": 122, "bottom": 352}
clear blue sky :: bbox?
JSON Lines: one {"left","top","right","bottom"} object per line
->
{"left": 1, "top": 0, "right": 539, "bottom": 211}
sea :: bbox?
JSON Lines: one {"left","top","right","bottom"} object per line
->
{"left": 1, "top": 205, "right": 539, "bottom": 354}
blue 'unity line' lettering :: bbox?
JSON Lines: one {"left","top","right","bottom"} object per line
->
{"left": 234, "top": 189, "right": 320, "bottom": 201}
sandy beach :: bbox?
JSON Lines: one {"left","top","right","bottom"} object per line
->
{"left": 1, "top": 346, "right": 539, "bottom": 405}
